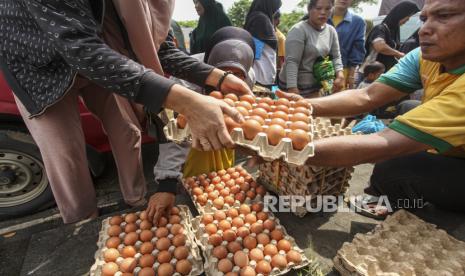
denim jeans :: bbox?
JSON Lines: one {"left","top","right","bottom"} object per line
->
{"left": 365, "top": 152, "right": 465, "bottom": 212}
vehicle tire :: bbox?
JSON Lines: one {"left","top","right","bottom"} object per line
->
{"left": 0, "top": 130, "right": 54, "bottom": 219}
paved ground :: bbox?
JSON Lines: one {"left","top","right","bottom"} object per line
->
{"left": 1, "top": 143, "right": 465, "bottom": 276}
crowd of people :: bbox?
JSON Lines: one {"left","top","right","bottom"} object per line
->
{"left": 1, "top": 0, "right": 463, "bottom": 225}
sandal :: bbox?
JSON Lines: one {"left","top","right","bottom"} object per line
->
{"left": 348, "top": 194, "right": 392, "bottom": 220}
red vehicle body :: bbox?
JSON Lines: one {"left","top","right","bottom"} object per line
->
{"left": 0, "top": 71, "right": 153, "bottom": 218}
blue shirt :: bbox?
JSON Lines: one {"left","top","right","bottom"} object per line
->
{"left": 328, "top": 11, "right": 366, "bottom": 68}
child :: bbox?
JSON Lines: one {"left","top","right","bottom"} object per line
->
{"left": 357, "top": 62, "right": 385, "bottom": 89}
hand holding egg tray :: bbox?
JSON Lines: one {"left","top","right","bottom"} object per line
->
{"left": 90, "top": 205, "right": 203, "bottom": 276}
{"left": 163, "top": 93, "right": 317, "bottom": 167}
{"left": 191, "top": 204, "right": 311, "bottom": 276}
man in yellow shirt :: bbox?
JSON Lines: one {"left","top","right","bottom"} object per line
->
{"left": 273, "top": 11, "right": 286, "bottom": 73}
{"left": 277, "top": 0, "right": 465, "bottom": 217}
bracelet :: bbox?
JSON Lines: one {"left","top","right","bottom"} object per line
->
{"left": 216, "top": 71, "right": 233, "bottom": 91}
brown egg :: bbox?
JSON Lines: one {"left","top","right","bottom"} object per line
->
{"left": 243, "top": 236, "right": 257, "bottom": 250}
{"left": 257, "top": 233, "right": 271, "bottom": 245}
{"left": 256, "top": 260, "right": 272, "bottom": 275}
{"left": 139, "top": 254, "right": 156, "bottom": 268}
{"left": 156, "top": 237, "right": 171, "bottom": 251}
{"left": 235, "top": 176, "right": 245, "bottom": 185}
{"left": 257, "top": 102, "right": 272, "bottom": 112}
{"left": 228, "top": 241, "right": 243, "bottom": 254}
{"left": 223, "top": 98, "right": 236, "bottom": 107}
{"left": 157, "top": 263, "right": 175, "bottom": 276}
{"left": 295, "top": 99, "right": 311, "bottom": 108}
{"left": 192, "top": 187, "right": 203, "bottom": 196}
{"left": 230, "top": 185, "right": 241, "bottom": 195}
{"left": 109, "top": 216, "right": 123, "bottom": 226}
{"left": 205, "top": 223, "right": 218, "bottom": 235}
{"left": 208, "top": 233, "right": 222, "bottom": 246}
{"left": 237, "top": 227, "right": 250, "bottom": 238}
{"left": 232, "top": 217, "right": 245, "bottom": 228}
{"left": 156, "top": 227, "right": 169, "bottom": 238}
{"left": 202, "top": 214, "right": 214, "bottom": 225}
{"left": 220, "top": 188, "right": 230, "bottom": 197}
{"left": 121, "top": 246, "right": 137, "bottom": 258}
{"left": 104, "top": 248, "right": 120, "bottom": 262}
{"left": 140, "top": 242, "right": 154, "bottom": 255}
{"left": 289, "top": 121, "right": 310, "bottom": 131}
{"left": 139, "top": 230, "right": 153, "bottom": 242}
{"left": 256, "top": 212, "right": 268, "bottom": 221}
{"left": 264, "top": 244, "right": 278, "bottom": 256}
{"left": 249, "top": 115, "right": 266, "bottom": 125}
{"left": 245, "top": 213, "right": 257, "bottom": 224}
{"left": 250, "top": 223, "right": 264, "bottom": 234}
{"left": 235, "top": 192, "right": 246, "bottom": 203}
{"left": 124, "top": 223, "right": 138, "bottom": 233}
{"left": 225, "top": 116, "right": 242, "bottom": 134}
{"left": 236, "top": 100, "right": 253, "bottom": 111}
{"left": 240, "top": 266, "right": 256, "bottom": 276}
{"left": 157, "top": 250, "right": 172, "bottom": 264}
{"left": 263, "top": 219, "right": 276, "bottom": 231}
{"left": 210, "top": 91, "right": 224, "bottom": 99}
{"left": 250, "top": 108, "right": 269, "bottom": 119}
{"left": 218, "top": 169, "right": 227, "bottom": 176}
{"left": 214, "top": 210, "right": 226, "bottom": 221}
{"left": 172, "top": 234, "right": 186, "bottom": 247}
{"left": 256, "top": 185, "right": 267, "bottom": 196}
{"left": 223, "top": 229, "right": 237, "bottom": 242}
{"left": 276, "top": 98, "right": 290, "bottom": 107}
{"left": 258, "top": 97, "right": 274, "bottom": 105}
{"left": 239, "top": 204, "right": 251, "bottom": 215}
{"left": 277, "top": 239, "right": 291, "bottom": 252}
{"left": 240, "top": 182, "right": 250, "bottom": 192}
{"left": 292, "top": 106, "right": 311, "bottom": 116}
{"left": 236, "top": 106, "right": 249, "bottom": 116}
{"left": 271, "top": 111, "right": 289, "bottom": 121}
{"left": 124, "top": 232, "right": 139, "bottom": 245}
{"left": 286, "top": 250, "right": 302, "bottom": 264}
{"left": 169, "top": 215, "right": 181, "bottom": 224}
{"left": 246, "top": 190, "right": 256, "bottom": 200}
{"left": 227, "top": 167, "right": 236, "bottom": 173}
{"left": 271, "top": 254, "right": 288, "bottom": 269}
{"left": 105, "top": 237, "right": 121, "bottom": 249}
{"left": 140, "top": 220, "right": 152, "bottom": 230}
{"left": 213, "top": 198, "right": 225, "bottom": 209}
{"left": 270, "top": 229, "right": 284, "bottom": 241}
{"left": 288, "top": 129, "right": 310, "bottom": 150}
{"left": 174, "top": 246, "right": 189, "bottom": 260}
{"left": 266, "top": 124, "right": 286, "bottom": 146}
{"left": 275, "top": 105, "right": 290, "bottom": 113}
{"left": 176, "top": 259, "right": 192, "bottom": 275}
{"left": 231, "top": 171, "right": 240, "bottom": 179}
{"left": 213, "top": 245, "right": 228, "bottom": 259}
{"left": 250, "top": 203, "right": 262, "bottom": 213}
{"left": 225, "top": 93, "right": 239, "bottom": 102}
{"left": 107, "top": 225, "right": 122, "bottom": 237}
{"left": 138, "top": 267, "right": 155, "bottom": 276}
{"left": 239, "top": 95, "right": 256, "bottom": 104}
{"left": 120, "top": 257, "right": 137, "bottom": 273}
{"left": 249, "top": 248, "right": 264, "bottom": 262}
{"left": 268, "top": 118, "right": 286, "bottom": 128}
{"left": 290, "top": 112, "right": 310, "bottom": 123}
{"left": 227, "top": 208, "right": 239, "bottom": 218}
{"left": 171, "top": 206, "right": 180, "bottom": 215}
{"left": 225, "top": 179, "right": 235, "bottom": 188}
{"left": 158, "top": 216, "right": 169, "bottom": 227}
{"left": 208, "top": 191, "right": 219, "bottom": 200}
{"left": 218, "top": 259, "right": 234, "bottom": 273}
{"left": 234, "top": 251, "right": 249, "bottom": 268}
{"left": 176, "top": 114, "right": 187, "bottom": 129}
{"left": 171, "top": 224, "right": 184, "bottom": 235}
{"left": 102, "top": 262, "right": 119, "bottom": 276}
{"left": 196, "top": 194, "right": 208, "bottom": 205}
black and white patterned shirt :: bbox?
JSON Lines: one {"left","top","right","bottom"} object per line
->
{"left": 0, "top": 0, "right": 213, "bottom": 117}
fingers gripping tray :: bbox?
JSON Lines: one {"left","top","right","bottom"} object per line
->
{"left": 334, "top": 210, "right": 465, "bottom": 276}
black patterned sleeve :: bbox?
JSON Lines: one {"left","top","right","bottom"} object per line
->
{"left": 24, "top": 0, "right": 174, "bottom": 113}
{"left": 158, "top": 34, "right": 214, "bottom": 88}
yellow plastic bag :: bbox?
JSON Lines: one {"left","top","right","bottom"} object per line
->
{"left": 183, "top": 148, "right": 235, "bottom": 177}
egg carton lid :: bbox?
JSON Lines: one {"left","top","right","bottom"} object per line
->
{"left": 89, "top": 205, "right": 204, "bottom": 276}
{"left": 191, "top": 209, "right": 312, "bottom": 276}
{"left": 334, "top": 210, "right": 465, "bottom": 276}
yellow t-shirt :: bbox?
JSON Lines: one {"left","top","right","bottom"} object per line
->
{"left": 275, "top": 28, "right": 286, "bottom": 58}
{"left": 378, "top": 48, "right": 465, "bottom": 157}
{"left": 183, "top": 149, "right": 235, "bottom": 177}
{"left": 332, "top": 15, "right": 344, "bottom": 27}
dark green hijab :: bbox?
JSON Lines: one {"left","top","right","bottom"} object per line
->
{"left": 190, "top": 0, "right": 232, "bottom": 54}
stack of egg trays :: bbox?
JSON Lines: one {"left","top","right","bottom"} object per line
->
{"left": 191, "top": 208, "right": 311, "bottom": 276}
{"left": 334, "top": 210, "right": 465, "bottom": 276}
{"left": 90, "top": 205, "right": 204, "bottom": 276}
{"left": 181, "top": 177, "right": 269, "bottom": 215}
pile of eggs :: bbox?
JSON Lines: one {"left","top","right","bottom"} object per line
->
{"left": 184, "top": 166, "right": 267, "bottom": 209}
{"left": 101, "top": 207, "right": 194, "bottom": 276}
{"left": 198, "top": 203, "right": 303, "bottom": 275}
{"left": 176, "top": 93, "right": 312, "bottom": 151}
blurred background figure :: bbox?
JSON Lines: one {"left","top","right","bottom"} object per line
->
{"left": 190, "top": 0, "right": 232, "bottom": 54}
{"left": 170, "top": 19, "right": 188, "bottom": 53}
{"left": 357, "top": 61, "right": 385, "bottom": 89}
{"left": 273, "top": 10, "right": 286, "bottom": 75}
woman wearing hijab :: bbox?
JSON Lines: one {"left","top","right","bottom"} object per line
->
{"left": 154, "top": 27, "right": 256, "bottom": 183}
{"left": 363, "top": 1, "right": 420, "bottom": 71}
{"left": 190, "top": 0, "right": 232, "bottom": 55}
{"left": 244, "top": 0, "right": 282, "bottom": 88}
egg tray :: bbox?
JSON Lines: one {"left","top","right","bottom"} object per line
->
{"left": 90, "top": 205, "right": 204, "bottom": 276}
{"left": 191, "top": 209, "right": 311, "bottom": 276}
{"left": 333, "top": 210, "right": 465, "bottom": 276}
{"left": 182, "top": 181, "right": 269, "bottom": 216}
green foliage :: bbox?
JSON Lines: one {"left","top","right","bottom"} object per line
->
{"left": 177, "top": 20, "right": 198, "bottom": 28}
{"left": 227, "top": 0, "right": 252, "bottom": 27}
{"left": 279, "top": 11, "right": 305, "bottom": 34}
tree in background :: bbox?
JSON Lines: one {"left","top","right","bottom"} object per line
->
{"left": 227, "top": 0, "right": 252, "bottom": 27}
{"left": 177, "top": 20, "right": 198, "bottom": 28}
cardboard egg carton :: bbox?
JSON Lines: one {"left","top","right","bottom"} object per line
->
{"left": 191, "top": 207, "right": 311, "bottom": 276}
{"left": 90, "top": 205, "right": 203, "bottom": 276}
{"left": 334, "top": 210, "right": 465, "bottom": 276}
